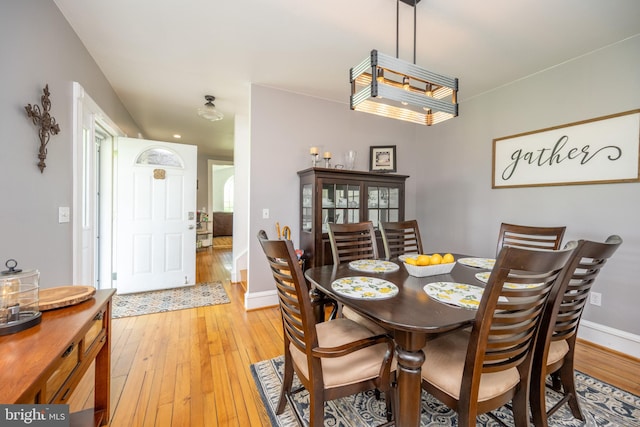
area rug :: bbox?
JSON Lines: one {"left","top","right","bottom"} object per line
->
{"left": 251, "top": 355, "right": 640, "bottom": 426}
{"left": 112, "top": 282, "right": 230, "bottom": 318}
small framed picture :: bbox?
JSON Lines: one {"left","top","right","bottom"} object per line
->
{"left": 369, "top": 145, "right": 397, "bottom": 172}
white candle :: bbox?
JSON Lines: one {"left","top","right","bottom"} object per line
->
{"left": 310, "top": 146, "right": 318, "bottom": 155}
{"left": 323, "top": 151, "right": 331, "bottom": 159}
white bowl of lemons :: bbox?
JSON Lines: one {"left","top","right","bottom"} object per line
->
{"left": 402, "top": 253, "right": 456, "bottom": 277}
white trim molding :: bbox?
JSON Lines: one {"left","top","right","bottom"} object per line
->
{"left": 232, "top": 249, "right": 247, "bottom": 283}
{"left": 578, "top": 320, "right": 640, "bottom": 359}
{"left": 244, "top": 290, "right": 278, "bottom": 310}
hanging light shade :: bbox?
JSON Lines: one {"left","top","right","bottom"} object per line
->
{"left": 349, "top": 0, "right": 458, "bottom": 126}
{"left": 350, "top": 50, "right": 457, "bottom": 126}
{"left": 197, "top": 95, "right": 223, "bottom": 122}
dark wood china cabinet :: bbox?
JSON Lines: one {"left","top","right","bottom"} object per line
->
{"left": 298, "top": 167, "right": 409, "bottom": 268}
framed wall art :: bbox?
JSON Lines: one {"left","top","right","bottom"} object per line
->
{"left": 492, "top": 109, "right": 640, "bottom": 189}
{"left": 369, "top": 145, "right": 397, "bottom": 172}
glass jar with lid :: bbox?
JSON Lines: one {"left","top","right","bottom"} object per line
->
{"left": 0, "top": 260, "right": 42, "bottom": 335}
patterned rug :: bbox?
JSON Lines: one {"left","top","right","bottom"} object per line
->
{"left": 112, "top": 282, "right": 230, "bottom": 318}
{"left": 251, "top": 355, "right": 640, "bottom": 426}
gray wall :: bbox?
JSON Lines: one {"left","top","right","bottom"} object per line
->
{"left": 247, "top": 36, "right": 640, "bottom": 338}
{"left": 1, "top": 1, "right": 140, "bottom": 286}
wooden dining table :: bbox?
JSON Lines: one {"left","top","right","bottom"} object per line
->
{"left": 304, "top": 256, "right": 488, "bottom": 427}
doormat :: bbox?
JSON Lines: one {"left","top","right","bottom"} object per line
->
{"left": 112, "top": 282, "right": 230, "bottom": 319}
{"left": 251, "top": 355, "right": 640, "bottom": 427}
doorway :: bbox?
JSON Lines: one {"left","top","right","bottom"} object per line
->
{"left": 72, "top": 83, "right": 198, "bottom": 293}
{"left": 207, "top": 161, "right": 234, "bottom": 244}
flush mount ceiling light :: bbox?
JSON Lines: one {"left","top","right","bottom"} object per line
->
{"left": 197, "top": 95, "right": 223, "bottom": 122}
{"left": 350, "top": 0, "right": 458, "bottom": 126}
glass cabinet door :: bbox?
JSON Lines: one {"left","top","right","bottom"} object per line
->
{"left": 367, "top": 185, "right": 400, "bottom": 228}
{"left": 322, "top": 182, "right": 360, "bottom": 232}
{"left": 302, "top": 184, "right": 313, "bottom": 232}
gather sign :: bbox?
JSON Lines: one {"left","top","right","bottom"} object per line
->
{"left": 492, "top": 110, "right": 640, "bottom": 188}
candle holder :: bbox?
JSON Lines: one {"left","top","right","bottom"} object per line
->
{"left": 323, "top": 151, "right": 332, "bottom": 168}
{"left": 311, "top": 153, "right": 319, "bottom": 167}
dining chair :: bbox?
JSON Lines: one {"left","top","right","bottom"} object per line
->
{"left": 327, "top": 222, "right": 387, "bottom": 333}
{"left": 327, "top": 221, "right": 379, "bottom": 264}
{"left": 419, "top": 243, "right": 576, "bottom": 427}
{"left": 530, "top": 235, "right": 623, "bottom": 427}
{"left": 496, "top": 222, "right": 566, "bottom": 256}
{"left": 257, "top": 230, "right": 395, "bottom": 426}
{"left": 380, "top": 220, "right": 424, "bottom": 259}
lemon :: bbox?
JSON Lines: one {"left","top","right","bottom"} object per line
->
{"left": 430, "top": 253, "right": 443, "bottom": 265}
{"left": 405, "top": 258, "right": 418, "bottom": 266}
{"left": 416, "top": 255, "right": 431, "bottom": 266}
{"left": 442, "top": 253, "right": 455, "bottom": 264}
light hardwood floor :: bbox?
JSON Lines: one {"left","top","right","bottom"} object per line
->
{"left": 71, "top": 243, "right": 640, "bottom": 426}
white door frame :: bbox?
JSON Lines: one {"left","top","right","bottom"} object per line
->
{"left": 72, "top": 82, "right": 123, "bottom": 288}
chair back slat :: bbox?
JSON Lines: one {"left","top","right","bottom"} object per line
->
{"left": 496, "top": 222, "right": 566, "bottom": 256}
{"left": 328, "top": 222, "right": 379, "bottom": 264}
{"left": 380, "top": 220, "right": 424, "bottom": 259}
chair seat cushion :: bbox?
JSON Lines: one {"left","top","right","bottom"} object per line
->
{"left": 421, "top": 330, "right": 520, "bottom": 402}
{"left": 343, "top": 306, "right": 388, "bottom": 335}
{"left": 290, "top": 318, "right": 393, "bottom": 389}
{"left": 547, "top": 339, "right": 570, "bottom": 366}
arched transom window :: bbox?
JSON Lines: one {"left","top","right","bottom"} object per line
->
{"left": 135, "top": 147, "right": 183, "bottom": 168}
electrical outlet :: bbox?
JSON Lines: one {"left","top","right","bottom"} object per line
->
{"left": 262, "top": 208, "right": 269, "bottom": 219}
{"left": 590, "top": 292, "right": 602, "bottom": 306}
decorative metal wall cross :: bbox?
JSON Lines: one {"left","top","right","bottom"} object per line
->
{"left": 25, "top": 84, "right": 60, "bottom": 173}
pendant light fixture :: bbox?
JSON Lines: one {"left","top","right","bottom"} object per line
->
{"left": 197, "top": 95, "right": 224, "bottom": 122}
{"left": 350, "top": 0, "right": 458, "bottom": 126}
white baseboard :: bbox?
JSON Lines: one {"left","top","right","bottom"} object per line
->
{"left": 244, "top": 289, "right": 278, "bottom": 310}
{"left": 578, "top": 320, "right": 640, "bottom": 359}
{"left": 232, "top": 249, "right": 248, "bottom": 283}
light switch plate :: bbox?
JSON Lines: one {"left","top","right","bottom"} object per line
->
{"left": 58, "top": 207, "right": 70, "bottom": 223}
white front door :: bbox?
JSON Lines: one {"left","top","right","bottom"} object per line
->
{"left": 115, "top": 137, "right": 197, "bottom": 294}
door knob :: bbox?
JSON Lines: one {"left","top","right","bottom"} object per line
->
{"left": 188, "top": 225, "right": 195, "bottom": 229}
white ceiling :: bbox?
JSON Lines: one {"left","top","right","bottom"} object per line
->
{"left": 53, "top": 0, "right": 640, "bottom": 158}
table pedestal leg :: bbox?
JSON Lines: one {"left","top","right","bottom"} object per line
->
{"left": 394, "top": 332, "right": 426, "bottom": 427}
{"left": 310, "top": 287, "right": 325, "bottom": 322}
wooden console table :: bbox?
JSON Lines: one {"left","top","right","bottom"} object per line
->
{"left": 0, "top": 289, "right": 115, "bottom": 426}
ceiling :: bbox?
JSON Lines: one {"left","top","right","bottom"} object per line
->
{"left": 53, "top": 0, "right": 640, "bottom": 159}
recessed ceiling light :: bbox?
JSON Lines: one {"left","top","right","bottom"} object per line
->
{"left": 173, "top": 134, "right": 181, "bottom": 139}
